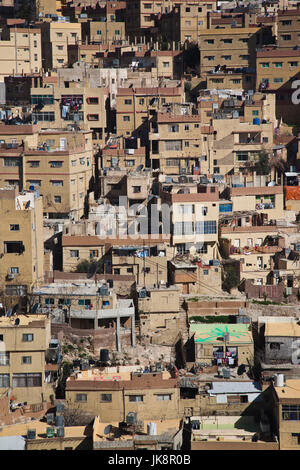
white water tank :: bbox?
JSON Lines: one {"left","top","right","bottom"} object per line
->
{"left": 147, "top": 422, "right": 157, "bottom": 436}
{"left": 274, "top": 374, "right": 285, "bottom": 387}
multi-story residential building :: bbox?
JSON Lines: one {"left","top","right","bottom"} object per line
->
{"left": 198, "top": 26, "right": 273, "bottom": 78}
{"left": 32, "top": 282, "right": 135, "bottom": 351}
{"left": 0, "top": 125, "right": 94, "bottom": 220}
{"left": 41, "top": 20, "right": 82, "bottom": 70}
{"left": 149, "top": 105, "right": 208, "bottom": 173}
{"left": 277, "top": 9, "right": 300, "bottom": 49}
{"left": 0, "top": 313, "right": 56, "bottom": 405}
{"left": 161, "top": 184, "right": 220, "bottom": 259}
{"left": 269, "top": 378, "right": 300, "bottom": 450}
{"left": 159, "top": 0, "right": 217, "bottom": 43}
{"left": 65, "top": 366, "right": 180, "bottom": 422}
{"left": 256, "top": 46, "right": 300, "bottom": 124}
{"left": 0, "top": 25, "right": 42, "bottom": 81}
{"left": 30, "top": 75, "right": 109, "bottom": 147}
{"left": 0, "top": 187, "right": 44, "bottom": 303}
{"left": 116, "top": 80, "right": 184, "bottom": 141}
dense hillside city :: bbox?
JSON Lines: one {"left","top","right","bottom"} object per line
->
{"left": 1, "top": 0, "right": 300, "bottom": 453}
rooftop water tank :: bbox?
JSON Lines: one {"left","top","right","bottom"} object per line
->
{"left": 274, "top": 374, "right": 285, "bottom": 387}
{"left": 253, "top": 118, "right": 260, "bottom": 125}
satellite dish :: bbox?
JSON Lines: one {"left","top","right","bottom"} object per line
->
{"left": 104, "top": 425, "right": 112, "bottom": 435}
{"left": 136, "top": 164, "right": 144, "bottom": 172}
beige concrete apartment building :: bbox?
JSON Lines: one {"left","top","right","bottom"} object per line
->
{"left": 41, "top": 21, "right": 82, "bottom": 70}
{"left": 149, "top": 108, "right": 211, "bottom": 173}
{"left": 198, "top": 27, "right": 272, "bottom": 77}
{"left": 0, "top": 125, "right": 94, "bottom": 220}
{"left": 30, "top": 76, "right": 109, "bottom": 147}
{"left": 0, "top": 187, "right": 44, "bottom": 301}
{"left": 0, "top": 26, "right": 42, "bottom": 81}
{"left": 116, "top": 81, "right": 184, "bottom": 139}
{"left": 0, "top": 314, "right": 55, "bottom": 405}
{"left": 161, "top": 185, "right": 219, "bottom": 259}
{"left": 65, "top": 367, "right": 180, "bottom": 422}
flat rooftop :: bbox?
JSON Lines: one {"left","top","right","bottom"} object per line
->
{"left": 93, "top": 416, "right": 181, "bottom": 443}
{"left": 0, "top": 314, "right": 47, "bottom": 327}
{"left": 0, "top": 420, "right": 88, "bottom": 440}
{"left": 265, "top": 323, "right": 300, "bottom": 338}
{"left": 32, "top": 283, "right": 113, "bottom": 297}
{"left": 191, "top": 323, "right": 253, "bottom": 344}
{"left": 274, "top": 379, "right": 300, "bottom": 399}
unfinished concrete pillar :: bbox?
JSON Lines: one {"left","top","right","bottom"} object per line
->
{"left": 116, "top": 315, "right": 121, "bottom": 352}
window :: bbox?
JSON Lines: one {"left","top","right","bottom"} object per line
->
{"left": 22, "top": 356, "right": 32, "bottom": 364}
{"left": 32, "top": 112, "right": 55, "bottom": 122}
{"left": 139, "top": 98, "right": 145, "bottom": 105}
{"left": 184, "top": 142, "right": 189, "bottom": 147}
{"left": 100, "top": 393, "right": 112, "bottom": 402}
{"left": 29, "top": 161, "right": 40, "bottom": 167}
{"left": 133, "top": 186, "right": 141, "bottom": 193}
{"left": 12, "top": 373, "right": 42, "bottom": 387}
{"left": 184, "top": 125, "right": 190, "bottom": 131}
{"left": 70, "top": 250, "right": 79, "bottom": 258}
{"left": 157, "top": 394, "right": 171, "bottom": 401}
{"left": 31, "top": 95, "right": 54, "bottom": 105}
{"left": 80, "top": 158, "right": 85, "bottom": 165}
{"left": 232, "top": 79, "right": 241, "bottom": 84}
{"left": 196, "top": 221, "right": 217, "bottom": 234}
{"left": 129, "top": 395, "right": 143, "bottom": 402}
{"left": 56, "top": 32, "right": 63, "bottom": 37}
{"left": 51, "top": 180, "right": 63, "bottom": 187}
{"left": 115, "top": 30, "right": 120, "bottom": 35}
{"left": 222, "top": 55, "right": 231, "bottom": 61}
{"left": 273, "top": 78, "right": 283, "bottom": 83}
{"left": 4, "top": 241, "right": 24, "bottom": 254}
{"left": 0, "top": 353, "right": 9, "bottom": 366}
{"left": 89, "top": 250, "right": 99, "bottom": 258}
{"left": 50, "top": 161, "right": 63, "bottom": 168}
{"left": 54, "top": 196, "right": 61, "bottom": 203}
{"left": 123, "top": 116, "right": 130, "bottom": 121}
{"left": 163, "top": 62, "right": 170, "bottom": 68}
{"left": 76, "top": 394, "right": 87, "bottom": 402}
{"left": 263, "top": 137, "right": 268, "bottom": 143}
{"left": 186, "top": 7, "right": 190, "bottom": 11}
{"left": 185, "top": 21, "right": 191, "bottom": 26}
{"left": 165, "top": 140, "right": 181, "bottom": 151}
{"left": 168, "top": 124, "right": 179, "bottom": 133}
{"left": 71, "top": 160, "right": 76, "bottom": 167}
{"left": 240, "top": 55, "right": 249, "bottom": 60}
{"left": 87, "top": 97, "right": 99, "bottom": 104}
{"left": 0, "top": 374, "right": 9, "bottom": 387}
{"left": 252, "top": 110, "right": 259, "bottom": 116}
{"left": 97, "top": 30, "right": 102, "bottom": 35}
{"left": 87, "top": 114, "right": 99, "bottom": 121}
{"left": 202, "top": 206, "right": 208, "bottom": 216}
{"left": 206, "top": 56, "right": 215, "bottom": 61}
{"left": 3, "top": 157, "right": 19, "bottom": 167}
{"left": 281, "top": 34, "right": 291, "bottom": 40}
{"left": 270, "top": 342, "right": 280, "bottom": 350}
{"left": 22, "top": 333, "right": 34, "bottom": 342}
{"left": 282, "top": 405, "right": 300, "bottom": 420}
{"left": 289, "top": 61, "right": 298, "bottom": 67}
{"left": 261, "top": 62, "right": 269, "bottom": 68}
{"left": 9, "top": 224, "right": 19, "bottom": 231}
{"left": 206, "top": 40, "right": 214, "bottom": 45}
{"left": 57, "top": 45, "right": 63, "bottom": 50}
{"left": 274, "top": 62, "right": 283, "bottom": 68}
{"left": 174, "top": 222, "right": 194, "bottom": 235}
{"left": 236, "top": 151, "right": 248, "bottom": 161}
{"left": 9, "top": 267, "right": 19, "bottom": 274}
{"left": 178, "top": 204, "right": 194, "bottom": 215}
{"left": 223, "top": 39, "right": 232, "bottom": 44}
{"left": 124, "top": 99, "right": 132, "bottom": 105}
{"left": 282, "top": 20, "right": 292, "bottom": 25}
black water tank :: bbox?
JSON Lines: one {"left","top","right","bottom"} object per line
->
{"left": 100, "top": 349, "right": 109, "bottom": 362}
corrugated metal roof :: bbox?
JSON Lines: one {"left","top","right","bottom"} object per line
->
{"left": 208, "top": 381, "right": 262, "bottom": 395}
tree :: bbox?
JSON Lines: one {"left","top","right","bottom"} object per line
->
{"left": 74, "top": 259, "right": 104, "bottom": 275}
{"left": 62, "top": 400, "right": 94, "bottom": 426}
{"left": 254, "top": 151, "right": 271, "bottom": 175}
{"left": 223, "top": 268, "right": 239, "bottom": 292}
